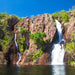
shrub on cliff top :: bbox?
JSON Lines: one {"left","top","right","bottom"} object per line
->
{"left": 62, "top": 13, "right": 70, "bottom": 22}
{"left": 52, "top": 10, "right": 70, "bottom": 22}
{"left": 0, "top": 12, "right": 8, "bottom": 19}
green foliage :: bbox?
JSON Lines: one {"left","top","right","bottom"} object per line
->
{"left": 71, "top": 33, "right": 75, "bottom": 42}
{"left": 0, "top": 20, "right": 7, "bottom": 29}
{"left": 52, "top": 12, "right": 58, "bottom": 19}
{"left": 20, "top": 28, "right": 27, "bottom": 36}
{"left": 52, "top": 10, "right": 70, "bottom": 22}
{"left": 65, "top": 33, "right": 75, "bottom": 54}
{"left": 65, "top": 42, "right": 75, "bottom": 53}
{"left": 29, "top": 49, "right": 43, "bottom": 63}
{"left": 0, "top": 36, "right": 12, "bottom": 51}
{"left": 29, "top": 32, "right": 46, "bottom": 49}
{"left": 29, "top": 32, "right": 46, "bottom": 62}
{"left": 29, "top": 32, "right": 46, "bottom": 43}
{"left": 70, "top": 61, "right": 75, "bottom": 66}
{"left": 44, "top": 38, "right": 51, "bottom": 43}
{"left": 33, "top": 50, "right": 43, "bottom": 59}
{"left": 70, "top": 61, "right": 75, "bottom": 64}
{"left": 18, "top": 38, "right": 26, "bottom": 52}
{"left": 29, "top": 32, "right": 51, "bottom": 62}
{"left": 33, "top": 50, "right": 43, "bottom": 62}
{"left": 3, "top": 36, "right": 12, "bottom": 44}
{"left": 0, "top": 12, "right": 8, "bottom": 19}
{"left": 62, "top": 13, "right": 70, "bottom": 22}
{"left": 0, "top": 12, "right": 22, "bottom": 52}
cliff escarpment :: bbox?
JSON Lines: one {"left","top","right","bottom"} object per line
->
{"left": 14, "top": 13, "right": 56, "bottom": 65}
{"left": 0, "top": 9, "right": 75, "bottom": 65}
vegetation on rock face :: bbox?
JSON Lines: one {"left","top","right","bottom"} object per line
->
{"left": 52, "top": 10, "right": 70, "bottom": 22}
{"left": 0, "top": 13, "right": 20, "bottom": 52}
{"left": 65, "top": 32, "right": 75, "bottom": 66}
{"left": 32, "top": 50, "right": 43, "bottom": 62}
{"left": 70, "top": 61, "right": 75, "bottom": 66}
{"left": 0, "top": 6, "right": 75, "bottom": 65}
{"left": 29, "top": 32, "right": 46, "bottom": 43}
{"left": 20, "top": 28, "right": 27, "bottom": 36}
{"left": 29, "top": 32, "right": 46, "bottom": 50}
{"left": 17, "top": 28, "right": 27, "bottom": 52}
{"left": 1, "top": 35, "right": 12, "bottom": 51}
{"left": 0, "top": 12, "right": 21, "bottom": 64}
{"left": 29, "top": 32, "right": 46, "bottom": 62}
{"left": 65, "top": 33, "right": 75, "bottom": 54}
{"left": 0, "top": 12, "right": 9, "bottom": 19}
{"left": 18, "top": 38, "right": 26, "bottom": 52}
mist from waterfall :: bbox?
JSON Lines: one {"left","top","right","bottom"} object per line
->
{"left": 14, "top": 34, "right": 21, "bottom": 65}
{"left": 51, "top": 20, "right": 65, "bottom": 65}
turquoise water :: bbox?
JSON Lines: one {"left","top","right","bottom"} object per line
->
{"left": 0, "top": 65, "right": 75, "bottom": 75}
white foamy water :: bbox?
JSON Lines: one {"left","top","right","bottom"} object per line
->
{"left": 14, "top": 34, "right": 21, "bottom": 65}
{"left": 51, "top": 20, "right": 65, "bottom": 65}
{"left": 16, "top": 52, "right": 21, "bottom": 65}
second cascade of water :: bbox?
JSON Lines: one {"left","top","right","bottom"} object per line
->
{"left": 14, "top": 34, "right": 21, "bottom": 65}
{"left": 51, "top": 20, "right": 65, "bottom": 65}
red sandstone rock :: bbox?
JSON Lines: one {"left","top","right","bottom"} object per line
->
{"left": 14, "top": 14, "right": 56, "bottom": 65}
{"left": 64, "top": 23, "right": 75, "bottom": 40}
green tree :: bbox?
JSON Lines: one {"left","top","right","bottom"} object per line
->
{"left": 52, "top": 11, "right": 70, "bottom": 22}
{"left": 29, "top": 32, "right": 46, "bottom": 50}
{"left": 62, "top": 13, "right": 70, "bottom": 22}
{"left": 20, "top": 28, "right": 27, "bottom": 36}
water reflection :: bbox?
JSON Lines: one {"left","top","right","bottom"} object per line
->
{"left": 52, "top": 65, "right": 66, "bottom": 75}
{"left": 1, "top": 65, "right": 75, "bottom": 75}
{"left": 16, "top": 65, "right": 21, "bottom": 75}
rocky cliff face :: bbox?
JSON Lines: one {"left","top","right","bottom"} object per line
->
{"left": 0, "top": 11, "right": 75, "bottom": 65}
{"left": 62, "top": 11, "right": 75, "bottom": 64}
{"left": 14, "top": 13, "right": 56, "bottom": 65}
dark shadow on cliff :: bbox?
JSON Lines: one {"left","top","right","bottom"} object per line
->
{"left": 7, "top": 15, "right": 19, "bottom": 31}
{"left": 41, "top": 29, "right": 59, "bottom": 54}
{"left": 4, "top": 41, "right": 17, "bottom": 65}
{"left": 0, "top": 29, "right": 5, "bottom": 39}
{"left": 52, "top": 30, "right": 59, "bottom": 44}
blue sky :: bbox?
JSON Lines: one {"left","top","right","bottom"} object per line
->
{"left": 0, "top": 0, "right": 75, "bottom": 17}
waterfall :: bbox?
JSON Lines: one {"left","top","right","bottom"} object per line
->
{"left": 14, "top": 34, "right": 21, "bottom": 65}
{"left": 51, "top": 20, "right": 65, "bottom": 65}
